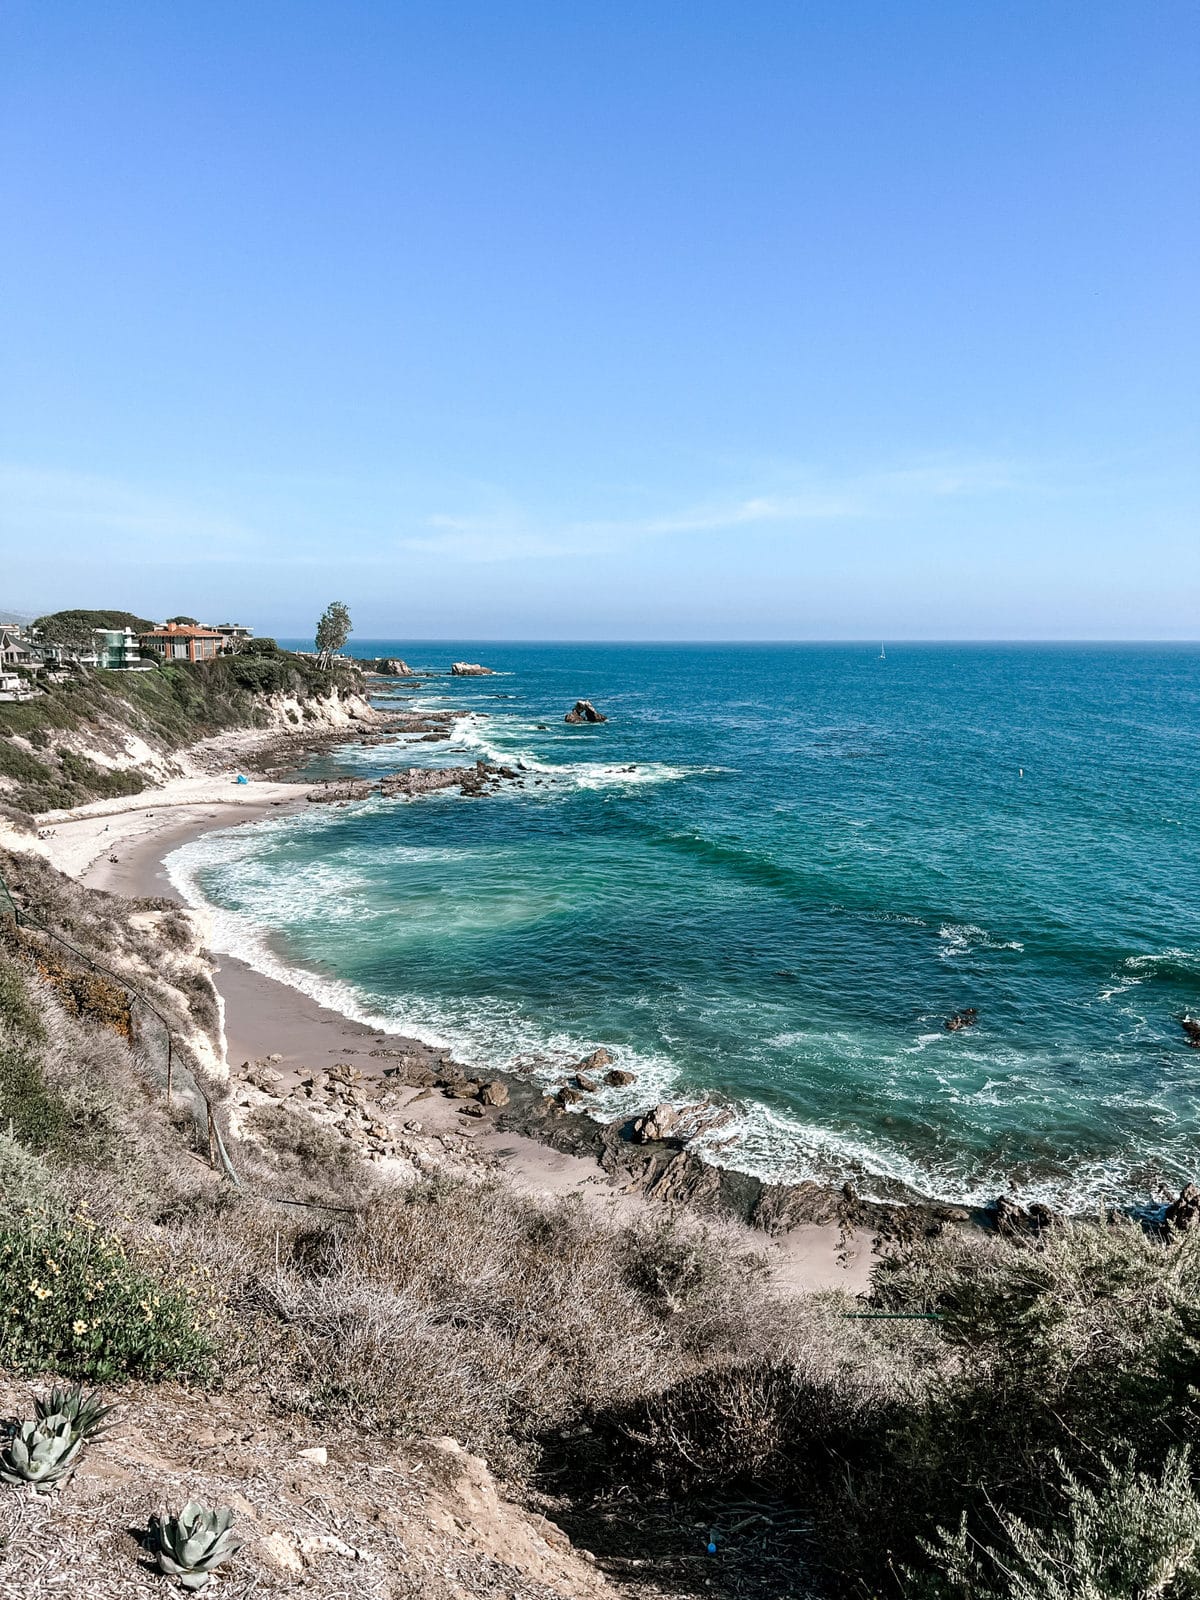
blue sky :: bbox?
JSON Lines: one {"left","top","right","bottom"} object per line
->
{"left": 1, "top": 1, "right": 1196, "bottom": 639}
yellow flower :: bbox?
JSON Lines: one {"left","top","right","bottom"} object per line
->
{"left": 73, "top": 1320, "right": 88, "bottom": 1335}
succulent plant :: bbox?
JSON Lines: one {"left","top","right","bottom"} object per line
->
{"left": 0, "top": 1413, "right": 83, "bottom": 1492}
{"left": 34, "top": 1384, "right": 115, "bottom": 1443}
{"left": 153, "top": 1502, "right": 243, "bottom": 1590}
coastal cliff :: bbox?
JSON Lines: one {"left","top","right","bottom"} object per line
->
{"left": 0, "top": 648, "right": 372, "bottom": 817}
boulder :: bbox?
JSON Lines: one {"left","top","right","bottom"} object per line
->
{"left": 992, "top": 1194, "right": 1057, "bottom": 1235}
{"left": 604, "top": 1068, "right": 636, "bottom": 1088}
{"left": 575, "top": 1047, "right": 612, "bottom": 1073}
{"left": 632, "top": 1103, "right": 679, "bottom": 1143}
{"left": 1182, "top": 1018, "right": 1200, "bottom": 1050}
{"left": 451, "top": 661, "right": 495, "bottom": 676}
{"left": 574, "top": 1074, "right": 597, "bottom": 1093}
{"left": 564, "top": 700, "right": 607, "bottom": 724}
{"left": 479, "top": 1080, "right": 510, "bottom": 1107}
{"left": 1166, "top": 1183, "right": 1200, "bottom": 1232}
{"left": 555, "top": 1086, "right": 585, "bottom": 1108}
{"left": 944, "top": 1008, "right": 979, "bottom": 1033}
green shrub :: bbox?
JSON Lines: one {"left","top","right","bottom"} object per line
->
{"left": 0, "top": 1132, "right": 63, "bottom": 1225}
{"left": 920, "top": 1449, "right": 1200, "bottom": 1600}
{"left": 0, "top": 1220, "right": 215, "bottom": 1382}
{"left": 57, "top": 751, "right": 145, "bottom": 799}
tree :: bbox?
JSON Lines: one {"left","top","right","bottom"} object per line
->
{"left": 165, "top": 615, "right": 199, "bottom": 626}
{"left": 314, "top": 602, "right": 352, "bottom": 668}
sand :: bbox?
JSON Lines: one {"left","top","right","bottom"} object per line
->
{"left": 29, "top": 776, "right": 878, "bottom": 1295}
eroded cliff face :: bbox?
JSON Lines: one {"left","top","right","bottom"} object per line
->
{"left": 0, "top": 657, "right": 375, "bottom": 814}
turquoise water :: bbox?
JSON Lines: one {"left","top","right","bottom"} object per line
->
{"left": 169, "top": 643, "right": 1200, "bottom": 1206}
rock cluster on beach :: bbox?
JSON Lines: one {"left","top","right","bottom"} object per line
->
{"left": 564, "top": 700, "right": 607, "bottom": 723}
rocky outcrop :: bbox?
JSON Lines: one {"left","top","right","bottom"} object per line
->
{"left": 944, "top": 1008, "right": 979, "bottom": 1032}
{"left": 604, "top": 1068, "right": 636, "bottom": 1088}
{"left": 451, "top": 662, "right": 495, "bottom": 676}
{"left": 991, "top": 1193, "right": 1058, "bottom": 1235}
{"left": 1182, "top": 1018, "right": 1200, "bottom": 1050}
{"left": 306, "top": 780, "right": 374, "bottom": 803}
{"left": 378, "top": 760, "right": 518, "bottom": 799}
{"left": 631, "top": 1103, "right": 679, "bottom": 1143}
{"left": 1166, "top": 1183, "right": 1200, "bottom": 1232}
{"left": 367, "top": 658, "right": 413, "bottom": 676}
{"left": 564, "top": 700, "right": 607, "bottom": 724}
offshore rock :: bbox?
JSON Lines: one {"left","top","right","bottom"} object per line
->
{"left": 564, "top": 700, "right": 607, "bottom": 724}
{"left": 604, "top": 1068, "right": 636, "bottom": 1088}
{"left": 944, "top": 1008, "right": 979, "bottom": 1032}
{"left": 451, "top": 661, "right": 495, "bottom": 676}
{"left": 1182, "top": 1017, "right": 1200, "bottom": 1050}
{"left": 575, "top": 1047, "right": 613, "bottom": 1074}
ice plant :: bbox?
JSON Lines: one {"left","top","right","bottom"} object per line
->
{"left": 153, "top": 1502, "right": 243, "bottom": 1589}
{"left": 0, "top": 1413, "right": 82, "bottom": 1492}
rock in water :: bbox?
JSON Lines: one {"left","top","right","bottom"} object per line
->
{"left": 564, "top": 700, "right": 607, "bottom": 724}
{"left": 575, "top": 1047, "right": 613, "bottom": 1073}
{"left": 451, "top": 661, "right": 495, "bottom": 676}
{"left": 604, "top": 1068, "right": 636, "bottom": 1088}
{"left": 944, "top": 1007, "right": 979, "bottom": 1032}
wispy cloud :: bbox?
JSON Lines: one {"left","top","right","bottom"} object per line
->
{"left": 0, "top": 464, "right": 265, "bottom": 563}
{"left": 401, "top": 454, "right": 1025, "bottom": 563}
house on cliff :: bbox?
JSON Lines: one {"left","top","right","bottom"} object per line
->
{"left": 139, "top": 622, "right": 225, "bottom": 663}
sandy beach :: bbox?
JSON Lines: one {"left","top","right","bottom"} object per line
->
{"left": 15, "top": 769, "right": 879, "bottom": 1295}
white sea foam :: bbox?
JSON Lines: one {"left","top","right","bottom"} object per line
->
{"left": 1099, "top": 948, "right": 1200, "bottom": 1001}
{"left": 938, "top": 922, "right": 1025, "bottom": 959}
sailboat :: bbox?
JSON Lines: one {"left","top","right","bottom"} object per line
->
{"left": 879, "top": 643, "right": 886, "bottom": 660}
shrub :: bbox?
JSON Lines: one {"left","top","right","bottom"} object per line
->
{"left": 0, "top": 1132, "right": 63, "bottom": 1225}
{"left": 271, "top": 1178, "right": 779, "bottom": 1472}
{"left": 920, "top": 1449, "right": 1200, "bottom": 1600}
{"left": 0, "top": 1221, "right": 215, "bottom": 1381}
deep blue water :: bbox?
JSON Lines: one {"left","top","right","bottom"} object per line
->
{"left": 170, "top": 643, "right": 1200, "bottom": 1205}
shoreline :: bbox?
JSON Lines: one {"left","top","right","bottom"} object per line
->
{"left": 67, "top": 786, "right": 883, "bottom": 1294}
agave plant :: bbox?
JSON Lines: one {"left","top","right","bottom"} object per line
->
{"left": 34, "top": 1385, "right": 115, "bottom": 1444}
{"left": 153, "top": 1502, "right": 243, "bottom": 1590}
{"left": 0, "top": 1413, "right": 83, "bottom": 1492}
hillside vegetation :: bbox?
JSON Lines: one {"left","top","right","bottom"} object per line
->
{"left": 1, "top": 844, "right": 1199, "bottom": 1597}
{"left": 0, "top": 646, "right": 363, "bottom": 815}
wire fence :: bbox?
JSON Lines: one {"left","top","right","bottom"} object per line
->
{"left": 0, "top": 869, "right": 240, "bottom": 1186}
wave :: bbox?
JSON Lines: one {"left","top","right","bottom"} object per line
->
{"left": 938, "top": 922, "right": 1025, "bottom": 960}
{"left": 1099, "top": 949, "right": 1200, "bottom": 1002}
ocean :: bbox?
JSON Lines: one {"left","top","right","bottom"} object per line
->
{"left": 167, "top": 642, "right": 1200, "bottom": 1208}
